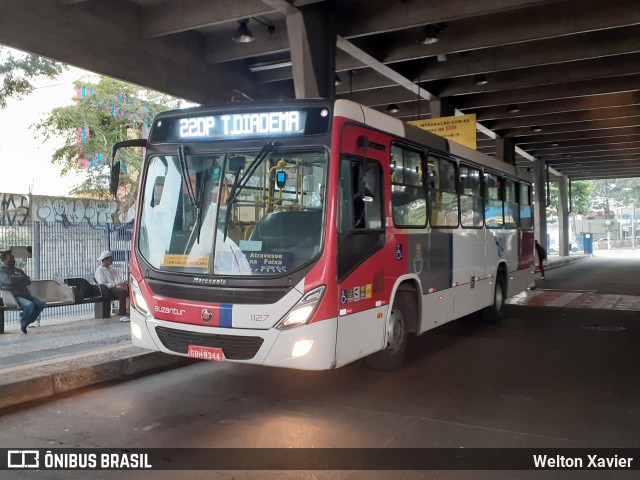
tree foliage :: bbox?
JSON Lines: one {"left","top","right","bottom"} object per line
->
{"left": 546, "top": 180, "right": 593, "bottom": 216}
{"left": 570, "top": 181, "right": 593, "bottom": 215}
{"left": 591, "top": 178, "right": 640, "bottom": 213}
{"left": 33, "top": 76, "right": 186, "bottom": 216}
{"left": 0, "top": 46, "right": 66, "bottom": 109}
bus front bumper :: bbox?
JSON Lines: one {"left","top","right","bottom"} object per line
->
{"left": 129, "top": 308, "right": 338, "bottom": 370}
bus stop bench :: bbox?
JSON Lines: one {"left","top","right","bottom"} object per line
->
{"left": 63, "top": 277, "right": 113, "bottom": 319}
{"left": 0, "top": 278, "right": 112, "bottom": 334}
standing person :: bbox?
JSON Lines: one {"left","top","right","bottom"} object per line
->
{"left": 0, "top": 250, "right": 46, "bottom": 334}
{"left": 535, "top": 240, "right": 547, "bottom": 279}
{"left": 95, "top": 251, "right": 129, "bottom": 318}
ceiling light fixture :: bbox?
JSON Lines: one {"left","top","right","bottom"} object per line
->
{"left": 507, "top": 104, "right": 520, "bottom": 113}
{"left": 335, "top": 74, "right": 342, "bottom": 86}
{"left": 531, "top": 126, "right": 542, "bottom": 132}
{"left": 386, "top": 104, "right": 400, "bottom": 114}
{"left": 232, "top": 19, "right": 254, "bottom": 43}
{"left": 551, "top": 142, "right": 560, "bottom": 147}
{"left": 474, "top": 74, "right": 488, "bottom": 85}
{"left": 232, "top": 17, "right": 274, "bottom": 44}
{"left": 422, "top": 24, "right": 442, "bottom": 45}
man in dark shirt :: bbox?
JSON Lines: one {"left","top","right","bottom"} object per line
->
{"left": 534, "top": 240, "right": 547, "bottom": 279}
{"left": 0, "top": 250, "right": 46, "bottom": 333}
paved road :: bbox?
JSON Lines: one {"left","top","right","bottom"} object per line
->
{"left": 535, "top": 255, "right": 640, "bottom": 295}
{"left": 1, "top": 257, "right": 640, "bottom": 479}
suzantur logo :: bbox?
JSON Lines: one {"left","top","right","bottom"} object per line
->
{"left": 154, "top": 306, "right": 186, "bottom": 316}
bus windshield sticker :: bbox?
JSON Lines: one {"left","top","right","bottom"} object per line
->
{"left": 161, "top": 254, "right": 209, "bottom": 269}
{"left": 246, "top": 251, "right": 291, "bottom": 273}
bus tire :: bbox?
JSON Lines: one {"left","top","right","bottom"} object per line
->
{"left": 481, "top": 273, "right": 506, "bottom": 323}
{"left": 365, "top": 295, "right": 409, "bottom": 370}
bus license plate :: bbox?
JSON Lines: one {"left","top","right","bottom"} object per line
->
{"left": 188, "top": 345, "right": 224, "bottom": 361}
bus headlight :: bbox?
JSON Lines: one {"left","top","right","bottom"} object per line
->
{"left": 130, "top": 276, "right": 150, "bottom": 316}
{"left": 277, "top": 286, "right": 326, "bottom": 330}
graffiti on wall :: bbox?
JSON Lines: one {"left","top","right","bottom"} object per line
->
{"left": 0, "top": 193, "right": 30, "bottom": 226}
{"left": 34, "top": 197, "right": 117, "bottom": 224}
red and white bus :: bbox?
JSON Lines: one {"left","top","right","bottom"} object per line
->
{"left": 111, "top": 99, "right": 534, "bottom": 370}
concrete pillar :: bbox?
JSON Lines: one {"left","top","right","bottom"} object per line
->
{"left": 429, "top": 98, "right": 455, "bottom": 118}
{"left": 558, "top": 176, "right": 570, "bottom": 257}
{"left": 286, "top": 3, "right": 336, "bottom": 99}
{"left": 496, "top": 137, "right": 515, "bottom": 166}
{"left": 533, "top": 160, "right": 548, "bottom": 249}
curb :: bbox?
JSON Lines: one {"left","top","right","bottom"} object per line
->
{"left": 0, "top": 349, "right": 194, "bottom": 411}
{"left": 538, "top": 255, "right": 585, "bottom": 273}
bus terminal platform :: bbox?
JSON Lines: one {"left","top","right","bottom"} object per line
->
{"left": 0, "top": 254, "right": 584, "bottom": 412}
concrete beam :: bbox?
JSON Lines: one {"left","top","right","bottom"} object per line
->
{"left": 488, "top": 105, "right": 640, "bottom": 132}
{"left": 375, "top": 0, "right": 640, "bottom": 64}
{"left": 515, "top": 127, "right": 640, "bottom": 146}
{"left": 143, "top": 0, "right": 325, "bottom": 37}
{"left": 286, "top": 4, "right": 336, "bottom": 99}
{"left": 501, "top": 116, "right": 640, "bottom": 139}
{"left": 475, "top": 91, "right": 640, "bottom": 122}
{"left": 534, "top": 159, "right": 548, "bottom": 248}
{"left": 455, "top": 74, "right": 640, "bottom": 110}
{"left": 335, "top": 0, "right": 562, "bottom": 38}
{"left": 0, "top": 0, "right": 254, "bottom": 104}
{"left": 558, "top": 176, "right": 570, "bottom": 257}
{"left": 415, "top": 25, "right": 640, "bottom": 83}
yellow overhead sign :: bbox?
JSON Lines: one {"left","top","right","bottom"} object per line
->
{"left": 408, "top": 114, "right": 477, "bottom": 150}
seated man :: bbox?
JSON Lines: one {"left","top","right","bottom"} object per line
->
{"left": 0, "top": 250, "right": 46, "bottom": 334}
{"left": 95, "top": 251, "right": 129, "bottom": 318}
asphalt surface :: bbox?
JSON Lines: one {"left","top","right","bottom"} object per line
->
{"left": 0, "top": 254, "right": 584, "bottom": 412}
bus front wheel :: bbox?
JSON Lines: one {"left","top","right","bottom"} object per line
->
{"left": 481, "top": 274, "right": 506, "bottom": 323}
{"left": 365, "top": 296, "right": 409, "bottom": 370}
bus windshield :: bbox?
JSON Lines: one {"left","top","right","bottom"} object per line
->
{"left": 138, "top": 147, "right": 328, "bottom": 276}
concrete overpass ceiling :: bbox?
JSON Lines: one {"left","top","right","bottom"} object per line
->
{"left": 1, "top": 0, "right": 639, "bottom": 180}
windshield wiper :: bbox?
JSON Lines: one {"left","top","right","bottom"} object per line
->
{"left": 194, "top": 172, "right": 208, "bottom": 243}
{"left": 223, "top": 141, "right": 278, "bottom": 241}
{"left": 178, "top": 145, "right": 206, "bottom": 244}
{"left": 178, "top": 145, "right": 197, "bottom": 207}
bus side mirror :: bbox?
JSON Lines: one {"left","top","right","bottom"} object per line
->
{"left": 110, "top": 139, "right": 148, "bottom": 198}
{"left": 110, "top": 161, "right": 121, "bottom": 197}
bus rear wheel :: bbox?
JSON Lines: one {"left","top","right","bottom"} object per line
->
{"left": 480, "top": 273, "right": 506, "bottom": 323}
{"left": 365, "top": 296, "right": 409, "bottom": 370}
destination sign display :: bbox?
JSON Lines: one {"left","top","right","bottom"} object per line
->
{"left": 149, "top": 106, "right": 330, "bottom": 143}
{"left": 178, "top": 111, "right": 305, "bottom": 139}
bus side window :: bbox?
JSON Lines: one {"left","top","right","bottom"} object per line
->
{"left": 427, "top": 155, "right": 458, "bottom": 228}
{"left": 485, "top": 173, "right": 504, "bottom": 228}
{"left": 519, "top": 183, "right": 533, "bottom": 229}
{"left": 503, "top": 178, "right": 518, "bottom": 228}
{"left": 459, "top": 165, "right": 483, "bottom": 228}
{"left": 339, "top": 157, "right": 383, "bottom": 231}
{"left": 390, "top": 144, "right": 426, "bottom": 227}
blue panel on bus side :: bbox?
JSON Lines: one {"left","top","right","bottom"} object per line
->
{"left": 408, "top": 231, "right": 452, "bottom": 292}
{"left": 220, "top": 304, "right": 233, "bottom": 327}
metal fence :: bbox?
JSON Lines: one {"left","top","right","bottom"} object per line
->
{"left": 0, "top": 221, "right": 132, "bottom": 325}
